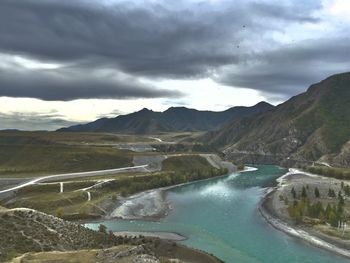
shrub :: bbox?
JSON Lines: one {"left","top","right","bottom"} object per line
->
{"left": 55, "top": 207, "right": 64, "bottom": 218}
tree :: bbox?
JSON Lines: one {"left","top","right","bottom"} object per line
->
{"left": 338, "top": 192, "right": 345, "bottom": 206}
{"left": 314, "top": 187, "right": 320, "bottom": 198}
{"left": 98, "top": 224, "right": 107, "bottom": 234}
{"left": 284, "top": 197, "right": 289, "bottom": 205}
{"left": 56, "top": 207, "right": 64, "bottom": 218}
{"left": 325, "top": 203, "right": 332, "bottom": 218}
{"left": 328, "top": 211, "right": 338, "bottom": 227}
{"left": 345, "top": 185, "right": 350, "bottom": 196}
{"left": 328, "top": 188, "right": 336, "bottom": 197}
{"left": 301, "top": 186, "right": 307, "bottom": 198}
{"left": 319, "top": 210, "right": 326, "bottom": 222}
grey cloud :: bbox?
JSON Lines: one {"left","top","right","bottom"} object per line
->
{"left": 96, "top": 109, "right": 124, "bottom": 119}
{"left": 0, "top": 111, "right": 81, "bottom": 131}
{"left": 0, "top": 65, "right": 182, "bottom": 100}
{"left": 250, "top": 1, "right": 321, "bottom": 23}
{"left": 161, "top": 99, "right": 190, "bottom": 107}
{"left": 0, "top": 0, "right": 320, "bottom": 79}
{"left": 0, "top": 0, "right": 329, "bottom": 102}
{"left": 219, "top": 36, "right": 350, "bottom": 99}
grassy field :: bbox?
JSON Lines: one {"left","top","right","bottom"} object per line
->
{"left": 0, "top": 144, "right": 133, "bottom": 177}
{"left": 0, "top": 131, "right": 154, "bottom": 145}
{"left": 154, "top": 131, "right": 205, "bottom": 142}
{"left": 0, "top": 131, "right": 142, "bottom": 178}
{"left": 0, "top": 131, "right": 216, "bottom": 178}
{"left": 10, "top": 246, "right": 133, "bottom": 263}
{"left": 162, "top": 155, "right": 212, "bottom": 171}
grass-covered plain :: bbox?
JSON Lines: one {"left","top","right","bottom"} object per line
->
{"left": 162, "top": 155, "right": 213, "bottom": 171}
{"left": 0, "top": 131, "right": 140, "bottom": 177}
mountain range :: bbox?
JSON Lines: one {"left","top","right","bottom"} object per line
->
{"left": 58, "top": 72, "right": 350, "bottom": 167}
{"left": 58, "top": 102, "right": 274, "bottom": 134}
{"left": 204, "top": 72, "right": 350, "bottom": 167}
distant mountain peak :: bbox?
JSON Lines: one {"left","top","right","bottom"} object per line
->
{"left": 254, "top": 101, "right": 273, "bottom": 107}
{"left": 58, "top": 103, "right": 274, "bottom": 134}
{"left": 138, "top": 107, "right": 153, "bottom": 112}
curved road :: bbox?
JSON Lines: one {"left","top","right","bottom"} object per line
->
{"left": 0, "top": 164, "right": 148, "bottom": 195}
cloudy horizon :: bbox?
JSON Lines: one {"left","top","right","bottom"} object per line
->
{"left": 1, "top": 0, "right": 350, "bottom": 130}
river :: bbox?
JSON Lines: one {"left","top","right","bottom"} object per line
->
{"left": 85, "top": 165, "right": 349, "bottom": 263}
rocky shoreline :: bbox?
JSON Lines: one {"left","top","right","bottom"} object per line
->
{"left": 107, "top": 167, "right": 242, "bottom": 221}
{"left": 258, "top": 169, "right": 350, "bottom": 259}
{"left": 114, "top": 231, "right": 187, "bottom": 241}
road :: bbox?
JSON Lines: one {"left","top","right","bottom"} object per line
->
{"left": 0, "top": 153, "right": 231, "bottom": 195}
{"left": 149, "top": 137, "right": 163, "bottom": 143}
{"left": 0, "top": 164, "right": 148, "bottom": 195}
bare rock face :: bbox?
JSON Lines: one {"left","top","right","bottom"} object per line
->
{"left": 133, "top": 254, "right": 160, "bottom": 263}
{"left": 332, "top": 141, "right": 350, "bottom": 167}
{"left": 95, "top": 245, "right": 154, "bottom": 262}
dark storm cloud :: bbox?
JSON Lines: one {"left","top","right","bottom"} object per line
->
{"left": 219, "top": 36, "right": 350, "bottom": 98}
{"left": 0, "top": 0, "right": 320, "bottom": 74}
{"left": 0, "top": 64, "right": 182, "bottom": 100}
{"left": 0, "top": 111, "right": 81, "bottom": 131}
{"left": 0, "top": 0, "right": 324, "bottom": 100}
{"left": 0, "top": 0, "right": 241, "bottom": 77}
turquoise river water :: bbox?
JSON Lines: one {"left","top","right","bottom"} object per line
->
{"left": 85, "top": 165, "right": 349, "bottom": 263}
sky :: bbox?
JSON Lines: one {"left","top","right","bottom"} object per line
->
{"left": 1, "top": 0, "right": 350, "bottom": 130}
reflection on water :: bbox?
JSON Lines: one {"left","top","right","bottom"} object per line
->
{"left": 86, "top": 165, "right": 348, "bottom": 263}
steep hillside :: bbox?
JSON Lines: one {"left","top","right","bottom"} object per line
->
{"left": 0, "top": 207, "right": 222, "bottom": 263}
{"left": 160, "top": 102, "right": 273, "bottom": 131}
{"left": 58, "top": 102, "right": 274, "bottom": 134}
{"left": 0, "top": 207, "right": 118, "bottom": 261}
{"left": 205, "top": 72, "right": 350, "bottom": 167}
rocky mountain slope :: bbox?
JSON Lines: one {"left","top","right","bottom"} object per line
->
{"left": 0, "top": 206, "right": 222, "bottom": 263}
{"left": 58, "top": 102, "right": 274, "bottom": 134}
{"left": 204, "top": 72, "right": 350, "bottom": 167}
{"left": 0, "top": 207, "right": 118, "bottom": 261}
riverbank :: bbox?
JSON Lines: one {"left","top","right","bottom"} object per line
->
{"left": 109, "top": 189, "right": 170, "bottom": 220}
{"left": 259, "top": 169, "right": 350, "bottom": 259}
{"left": 108, "top": 164, "right": 242, "bottom": 221}
{"left": 114, "top": 231, "right": 187, "bottom": 241}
